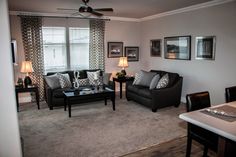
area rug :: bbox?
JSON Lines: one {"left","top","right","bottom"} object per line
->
{"left": 18, "top": 98, "right": 187, "bottom": 157}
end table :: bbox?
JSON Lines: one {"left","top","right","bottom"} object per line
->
{"left": 15, "top": 85, "right": 40, "bottom": 112}
{"left": 113, "top": 77, "right": 134, "bottom": 99}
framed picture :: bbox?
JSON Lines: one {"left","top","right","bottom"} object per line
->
{"left": 195, "top": 36, "right": 216, "bottom": 60}
{"left": 150, "top": 39, "right": 161, "bottom": 57}
{"left": 125, "top": 47, "right": 139, "bottom": 62}
{"left": 107, "top": 42, "right": 123, "bottom": 58}
{"left": 164, "top": 36, "right": 191, "bottom": 60}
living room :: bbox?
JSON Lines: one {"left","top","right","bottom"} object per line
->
{"left": 0, "top": 0, "right": 236, "bottom": 157}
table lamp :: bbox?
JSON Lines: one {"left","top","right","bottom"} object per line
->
{"left": 20, "top": 61, "right": 34, "bottom": 87}
{"left": 118, "top": 57, "right": 128, "bottom": 75}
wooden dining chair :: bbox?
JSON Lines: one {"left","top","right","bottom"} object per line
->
{"left": 225, "top": 86, "right": 236, "bottom": 103}
{"left": 186, "top": 91, "right": 218, "bottom": 157}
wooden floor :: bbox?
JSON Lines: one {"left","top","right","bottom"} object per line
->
{"left": 121, "top": 136, "right": 216, "bottom": 157}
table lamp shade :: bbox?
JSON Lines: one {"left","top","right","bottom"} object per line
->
{"left": 20, "top": 61, "right": 34, "bottom": 87}
{"left": 118, "top": 57, "right": 128, "bottom": 68}
{"left": 20, "top": 61, "right": 34, "bottom": 74}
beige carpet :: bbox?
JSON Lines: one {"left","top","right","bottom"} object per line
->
{"left": 18, "top": 97, "right": 186, "bottom": 157}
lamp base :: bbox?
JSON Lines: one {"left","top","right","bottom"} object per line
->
{"left": 24, "top": 76, "right": 32, "bottom": 88}
{"left": 121, "top": 69, "right": 126, "bottom": 75}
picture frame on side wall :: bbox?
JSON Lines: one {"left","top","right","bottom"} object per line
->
{"left": 125, "top": 47, "right": 139, "bottom": 62}
{"left": 195, "top": 36, "right": 216, "bottom": 60}
{"left": 107, "top": 42, "right": 123, "bottom": 58}
{"left": 150, "top": 39, "right": 161, "bottom": 57}
{"left": 164, "top": 36, "right": 191, "bottom": 60}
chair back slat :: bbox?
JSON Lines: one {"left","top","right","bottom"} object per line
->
{"left": 225, "top": 86, "right": 236, "bottom": 103}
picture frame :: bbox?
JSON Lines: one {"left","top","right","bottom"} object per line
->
{"left": 107, "top": 42, "right": 123, "bottom": 58}
{"left": 125, "top": 47, "right": 139, "bottom": 62}
{"left": 150, "top": 39, "right": 161, "bottom": 57}
{"left": 195, "top": 36, "right": 216, "bottom": 60}
{"left": 164, "top": 36, "right": 191, "bottom": 60}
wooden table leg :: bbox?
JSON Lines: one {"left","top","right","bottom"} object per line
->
{"left": 111, "top": 94, "right": 115, "bottom": 111}
{"left": 120, "top": 82, "right": 122, "bottom": 99}
{"left": 217, "top": 136, "right": 226, "bottom": 157}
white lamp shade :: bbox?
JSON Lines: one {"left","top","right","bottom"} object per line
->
{"left": 20, "top": 61, "right": 34, "bottom": 73}
{"left": 118, "top": 57, "right": 128, "bottom": 68}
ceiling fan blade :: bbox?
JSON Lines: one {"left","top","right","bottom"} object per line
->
{"left": 91, "top": 11, "right": 103, "bottom": 16}
{"left": 93, "top": 8, "right": 113, "bottom": 12}
{"left": 71, "top": 12, "right": 85, "bottom": 17}
{"left": 57, "top": 8, "right": 79, "bottom": 11}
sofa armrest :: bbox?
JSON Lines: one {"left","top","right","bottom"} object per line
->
{"left": 126, "top": 79, "right": 134, "bottom": 90}
{"left": 104, "top": 80, "right": 115, "bottom": 90}
{"left": 43, "top": 78, "right": 53, "bottom": 109}
{"left": 151, "top": 76, "right": 183, "bottom": 110}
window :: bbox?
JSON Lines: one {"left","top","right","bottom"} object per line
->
{"left": 69, "top": 28, "right": 89, "bottom": 69}
{"left": 42, "top": 27, "right": 89, "bottom": 73}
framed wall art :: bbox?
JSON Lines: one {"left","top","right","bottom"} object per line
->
{"left": 195, "top": 36, "right": 216, "bottom": 60}
{"left": 107, "top": 42, "right": 123, "bottom": 58}
{"left": 164, "top": 36, "right": 191, "bottom": 60}
{"left": 125, "top": 47, "right": 139, "bottom": 62}
{"left": 150, "top": 39, "right": 161, "bottom": 57}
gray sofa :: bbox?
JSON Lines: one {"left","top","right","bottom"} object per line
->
{"left": 44, "top": 69, "right": 114, "bottom": 110}
{"left": 126, "top": 70, "right": 183, "bottom": 112}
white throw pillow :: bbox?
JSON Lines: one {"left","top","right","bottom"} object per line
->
{"left": 87, "top": 71, "right": 103, "bottom": 85}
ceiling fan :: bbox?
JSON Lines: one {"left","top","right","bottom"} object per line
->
{"left": 57, "top": 0, "right": 114, "bottom": 17}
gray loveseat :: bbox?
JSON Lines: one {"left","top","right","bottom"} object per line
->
{"left": 126, "top": 70, "right": 183, "bottom": 112}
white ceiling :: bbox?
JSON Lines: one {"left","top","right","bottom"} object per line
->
{"left": 8, "top": 0, "right": 216, "bottom": 18}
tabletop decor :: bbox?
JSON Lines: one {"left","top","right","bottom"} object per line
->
{"left": 195, "top": 36, "right": 216, "bottom": 60}
{"left": 20, "top": 61, "right": 34, "bottom": 87}
{"left": 73, "top": 70, "right": 80, "bottom": 89}
{"left": 118, "top": 57, "right": 128, "bottom": 75}
{"left": 164, "top": 36, "right": 191, "bottom": 60}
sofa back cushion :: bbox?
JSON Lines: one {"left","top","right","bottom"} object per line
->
{"left": 44, "top": 74, "right": 61, "bottom": 89}
{"left": 150, "top": 70, "right": 180, "bottom": 87}
{"left": 133, "top": 70, "right": 156, "bottom": 87}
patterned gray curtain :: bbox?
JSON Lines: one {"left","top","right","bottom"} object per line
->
{"left": 89, "top": 20, "right": 105, "bottom": 71}
{"left": 20, "top": 16, "right": 45, "bottom": 101}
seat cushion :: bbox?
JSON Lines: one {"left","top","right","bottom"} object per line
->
{"left": 53, "top": 88, "right": 72, "bottom": 98}
{"left": 127, "top": 85, "right": 151, "bottom": 99}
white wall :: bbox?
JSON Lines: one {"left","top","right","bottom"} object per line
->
{"left": 140, "top": 1, "right": 236, "bottom": 104}
{"left": 0, "top": 0, "right": 22, "bottom": 156}
{"left": 105, "top": 20, "right": 141, "bottom": 76}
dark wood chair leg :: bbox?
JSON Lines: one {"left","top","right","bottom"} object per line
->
{"left": 186, "top": 135, "right": 192, "bottom": 157}
{"left": 203, "top": 146, "right": 208, "bottom": 157}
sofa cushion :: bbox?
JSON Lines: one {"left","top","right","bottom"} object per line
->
{"left": 53, "top": 88, "right": 72, "bottom": 98}
{"left": 156, "top": 73, "right": 169, "bottom": 89}
{"left": 87, "top": 70, "right": 103, "bottom": 85}
{"left": 103, "top": 72, "right": 112, "bottom": 85}
{"left": 167, "top": 72, "right": 179, "bottom": 87}
{"left": 44, "top": 74, "right": 60, "bottom": 89}
{"left": 127, "top": 85, "right": 152, "bottom": 99}
{"left": 57, "top": 73, "right": 72, "bottom": 88}
{"left": 133, "top": 70, "right": 156, "bottom": 87}
{"left": 78, "top": 78, "right": 89, "bottom": 86}
{"left": 149, "top": 74, "right": 160, "bottom": 90}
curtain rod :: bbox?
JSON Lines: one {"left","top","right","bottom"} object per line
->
{"left": 17, "top": 14, "right": 110, "bottom": 21}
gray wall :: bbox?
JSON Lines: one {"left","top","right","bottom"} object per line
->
{"left": 140, "top": 1, "right": 236, "bottom": 104}
{"left": 0, "top": 0, "right": 22, "bottom": 156}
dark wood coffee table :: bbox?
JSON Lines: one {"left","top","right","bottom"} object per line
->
{"left": 63, "top": 87, "right": 115, "bottom": 118}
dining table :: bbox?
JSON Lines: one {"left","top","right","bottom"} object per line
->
{"left": 179, "top": 101, "right": 236, "bottom": 157}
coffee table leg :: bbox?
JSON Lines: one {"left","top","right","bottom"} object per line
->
{"left": 15, "top": 91, "right": 19, "bottom": 112}
{"left": 105, "top": 97, "right": 107, "bottom": 106}
{"left": 64, "top": 97, "right": 67, "bottom": 111}
{"left": 68, "top": 99, "right": 71, "bottom": 118}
